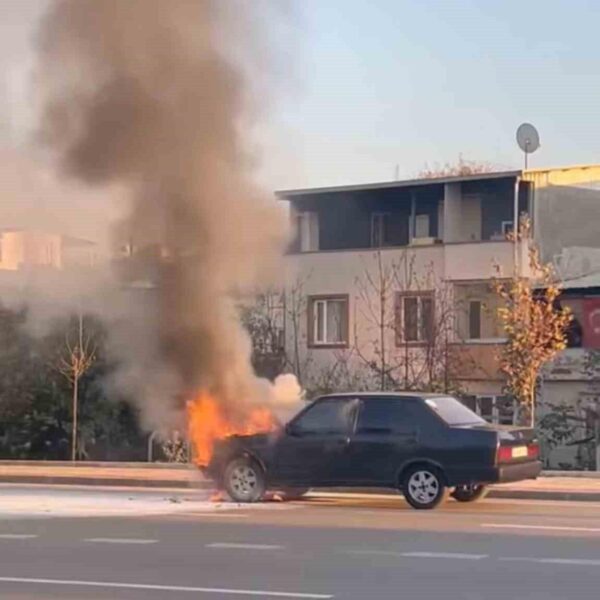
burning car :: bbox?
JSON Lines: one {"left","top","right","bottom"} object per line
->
{"left": 201, "top": 392, "right": 542, "bottom": 510}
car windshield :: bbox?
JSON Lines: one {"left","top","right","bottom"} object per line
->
{"left": 424, "top": 396, "right": 486, "bottom": 426}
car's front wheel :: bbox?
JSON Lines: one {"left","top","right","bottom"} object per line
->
{"left": 223, "top": 457, "right": 266, "bottom": 503}
{"left": 451, "top": 484, "right": 488, "bottom": 503}
{"left": 402, "top": 465, "right": 448, "bottom": 510}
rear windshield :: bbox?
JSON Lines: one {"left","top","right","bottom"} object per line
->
{"left": 424, "top": 396, "right": 486, "bottom": 426}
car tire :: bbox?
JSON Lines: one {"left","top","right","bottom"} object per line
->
{"left": 223, "top": 457, "right": 266, "bottom": 503}
{"left": 451, "top": 484, "right": 488, "bottom": 503}
{"left": 402, "top": 465, "right": 449, "bottom": 510}
{"left": 279, "top": 488, "right": 309, "bottom": 501}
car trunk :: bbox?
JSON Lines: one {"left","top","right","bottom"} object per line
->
{"left": 456, "top": 424, "right": 539, "bottom": 464}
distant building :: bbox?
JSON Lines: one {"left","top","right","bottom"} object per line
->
{"left": 0, "top": 228, "right": 98, "bottom": 271}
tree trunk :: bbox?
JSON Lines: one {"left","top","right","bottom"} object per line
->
{"left": 71, "top": 374, "right": 78, "bottom": 461}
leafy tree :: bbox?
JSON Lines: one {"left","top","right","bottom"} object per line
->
{"left": 0, "top": 307, "right": 145, "bottom": 460}
{"left": 492, "top": 218, "right": 572, "bottom": 426}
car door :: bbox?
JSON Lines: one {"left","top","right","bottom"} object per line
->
{"left": 271, "top": 397, "right": 358, "bottom": 486}
{"left": 344, "top": 397, "right": 422, "bottom": 485}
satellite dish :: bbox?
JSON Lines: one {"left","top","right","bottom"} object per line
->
{"left": 516, "top": 123, "right": 540, "bottom": 168}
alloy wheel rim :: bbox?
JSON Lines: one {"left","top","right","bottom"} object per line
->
{"left": 230, "top": 465, "right": 258, "bottom": 499}
{"left": 407, "top": 470, "right": 439, "bottom": 504}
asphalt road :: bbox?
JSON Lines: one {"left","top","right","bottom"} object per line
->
{"left": 0, "top": 485, "right": 598, "bottom": 599}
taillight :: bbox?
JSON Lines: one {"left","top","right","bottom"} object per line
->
{"left": 497, "top": 446, "right": 513, "bottom": 463}
{"left": 527, "top": 443, "right": 539, "bottom": 459}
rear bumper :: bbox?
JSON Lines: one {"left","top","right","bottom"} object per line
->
{"left": 496, "top": 460, "right": 542, "bottom": 484}
{"left": 447, "top": 460, "right": 542, "bottom": 486}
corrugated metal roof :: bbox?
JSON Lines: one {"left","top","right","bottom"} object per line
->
{"left": 276, "top": 170, "right": 522, "bottom": 198}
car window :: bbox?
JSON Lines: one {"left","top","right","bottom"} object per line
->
{"left": 356, "top": 398, "right": 417, "bottom": 433}
{"left": 424, "top": 396, "right": 486, "bottom": 426}
{"left": 292, "top": 398, "right": 356, "bottom": 435}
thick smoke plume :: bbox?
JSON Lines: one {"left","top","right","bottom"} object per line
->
{"left": 34, "top": 0, "right": 300, "bottom": 432}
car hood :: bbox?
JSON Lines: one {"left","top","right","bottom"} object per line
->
{"left": 227, "top": 430, "right": 281, "bottom": 447}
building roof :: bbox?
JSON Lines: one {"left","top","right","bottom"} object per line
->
{"left": 276, "top": 163, "right": 600, "bottom": 199}
{"left": 318, "top": 391, "right": 448, "bottom": 399}
{"left": 276, "top": 170, "right": 521, "bottom": 199}
{"left": 561, "top": 271, "right": 600, "bottom": 290}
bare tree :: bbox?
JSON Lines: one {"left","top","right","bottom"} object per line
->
{"left": 417, "top": 155, "right": 497, "bottom": 179}
{"left": 241, "top": 289, "right": 286, "bottom": 380}
{"left": 283, "top": 275, "right": 314, "bottom": 386}
{"left": 353, "top": 249, "right": 468, "bottom": 393}
{"left": 56, "top": 310, "right": 96, "bottom": 461}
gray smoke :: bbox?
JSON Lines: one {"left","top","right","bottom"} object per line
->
{"left": 33, "top": 0, "right": 300, "bottom": 432}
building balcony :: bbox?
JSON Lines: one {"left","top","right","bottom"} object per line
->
{"left": 287, "top": 239, "right": 528, "bottom": 286}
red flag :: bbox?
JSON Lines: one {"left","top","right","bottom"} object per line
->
{"left": 583, "top": 298, "right": 600, "bottom": 348}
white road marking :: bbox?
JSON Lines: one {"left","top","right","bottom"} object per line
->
{"left": 184, "top": 513, "right": 249, "bottom": 518}
{"left": 207, "top": 542, "right": 284, "bottom": 550}
{"left": 344, "top": 549, "right": 487, "bottom": 560}
{"left": 84, "top": 537, "right": 158, "bottom": 545}
{"left": 500, "top": 556, "right": 600, "bottom": 566}
{"left": 0, "top": 576, "right": 332, "bottom": 598}
{"left": 0, "top": 534, "right": 38, "bottom": 540}
{"left": 401, "top": 551, "right": 488, "bottom": 560}
{"left": 482, "top": 523, "right": 600, "bottom": 533}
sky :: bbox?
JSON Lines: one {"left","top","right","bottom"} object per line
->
{"left": 1, "top": 0, "right": 600, "bottom": 197}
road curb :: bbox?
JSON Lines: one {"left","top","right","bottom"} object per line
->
{"left": 1, "top": 475, "right": 598, "bottom": 502}
{"left": 487, "top": 489, "right": 600, "bottom": 502}
{"left": 0, "top": 476, "right": 208, "bottom": 489}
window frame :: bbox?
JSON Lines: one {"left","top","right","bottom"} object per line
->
{"left": 463, "top": 395, "right": 516, "bottom": 425}
{"left": 295, "top": 211, "right": 319, "bottom": 252}
{"left": 370, "top": 212, "right": 391, "bottom": 248}
{"left": 501, "top": 220, "right": 514, "bottom": 236}
{"left": 290, "top": 397, "right": 358, "bottom": 436}
{"left": 307, "top": 294, "right": 350, "bottom": 349}
{"left": 395, "top": 291, "right": 434, "bottom": 346}
{"left": 414, "top": 213, "right": 431, "bottom": 239}
{"left": 356, "top": 397, "right": 420, "bottom": 435}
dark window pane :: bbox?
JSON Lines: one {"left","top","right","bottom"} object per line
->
{"left": 404, "top": 297, "right": 418, "bottom": 341}
{"left": 294, "top": 399, "right": 354, "bottom": 434}
{"left": 496, "top": 396, "right": 514, "bottom": 425}
{"left": 469, "top": 300, "right": 481, "bottom": 339}
{"left": 421, "top": 297, "right": 433, "bottom": 342}
{"left": 357, "top": 399, "right": 417, "bottom": 434}
{"left": 477, "top": 396, "right": 494, "bottom": 420}
{"left": 462, "top": 396, "right": 477, "bottom": 412}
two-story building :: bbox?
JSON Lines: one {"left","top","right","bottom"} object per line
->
{"left": 277, "top": 164, "right": 600, "bottom": 431}
{"left": 0, "top": 228, "right": 98, "bottom": 271}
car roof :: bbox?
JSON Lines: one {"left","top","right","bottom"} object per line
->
{"left": 316, "top": 392, "right": 449, "bottom": 401}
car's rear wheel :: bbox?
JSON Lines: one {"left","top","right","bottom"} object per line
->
{"left": 223, "top": 457, "right": 266, "bottom": 503}
{"left": 402, "top": 465, "right": 448, "bottom": 510}
{"left": 278, "top": 487, "right": 309, "bottom": 501}
{"left": 451, "top": 484, "right": 488, "bottom": 503}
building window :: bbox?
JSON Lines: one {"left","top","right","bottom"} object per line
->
{"left": 371, "top": 213, "right": 390, "bottom": 248}
{"left": 468, "top": 300, "right": 482, "bottom": 339}
{"left": 396, "top": 293, "right": 433, "bottom": 344}
{"left": 308, "top": 295, "right": 349, "bottom": 347}
{"left": 462, "top": 395, "right": 515, "bottom": 425}
{"left": 295, "top": 212, "right": 319, "bottom": 252}
{"left": 414, "top": 214, "right": 430, "bottom": 239}
{"left": 501, "top": 221, "right": 514, "bottom": 236}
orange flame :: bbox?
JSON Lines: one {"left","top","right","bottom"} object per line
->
{"left": 187, "top": 391, "right": 276, "bottom": 467}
